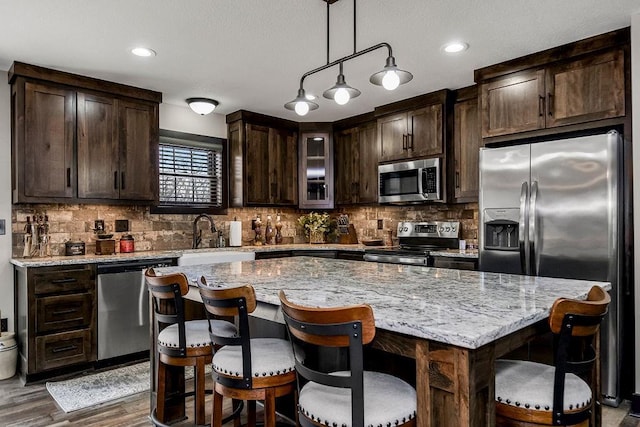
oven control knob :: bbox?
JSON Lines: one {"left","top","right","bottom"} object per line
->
{"left": 446, "top": 227, "right": 451, "bottom": 232}
{"left": 452, "top": 227, "right": 457, "bottom": 233}
{"left": 439, "top": 227, "right": 444, "bottom": 232}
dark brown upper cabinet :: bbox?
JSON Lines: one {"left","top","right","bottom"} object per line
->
{"left": 334, "top": 119, "right": 378, "bottom": 205}
{"left": 10, "top": 62, "right": 161, "bottom": 204}
{"left": 227, "top": 110, "right": 298, "bottom": 207}
{"left": 375, "top": 90, "right": 449, "bottom": 163}
{"left": 452, "top": 86, "right": 482, "bottom": 203}
{"left": 476, "top": 28, "right": 629, "bottom": 141}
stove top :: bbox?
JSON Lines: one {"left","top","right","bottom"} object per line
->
{"left": 363, "top": 221, "right": 460, "bottom": 265}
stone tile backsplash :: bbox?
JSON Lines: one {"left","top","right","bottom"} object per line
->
{"left": 11, "top": 203, "right": 478, "bottom": 258}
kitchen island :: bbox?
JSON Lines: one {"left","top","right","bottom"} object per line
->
{"left": 154, "top": 257, "right": 609, "bottom": 427}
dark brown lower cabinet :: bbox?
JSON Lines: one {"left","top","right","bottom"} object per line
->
{"left": 15, "top": 264, "right": 97, "bottom": 382}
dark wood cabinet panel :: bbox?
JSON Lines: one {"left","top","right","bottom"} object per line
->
{"left": 118, "top": 99, "right": 158, "bottom": 201}
{"left": 453, "top": 96, "right": 482, "bottom": 202}
{"left": 77, "top": 92, "right": 119, "bottom": 199}
{"left": 378, "top": 112, "right": 407, "bottom": 162}
{"left": 15, "top": 264, "right": 97, "bottom": 381}
{"left": 35, "top": 329, "right": 94, "bottom": 372}
{"left": 10, "top": 62, "right": 161, "bottom": 204}
{"left": 481, "top": 70, "right": 545, "bottom": 138}
{"left": 334, "top": 121, "right": 377, "bottom": 205}
{"left": 23, "top": 82, "right": 75, "bottom": 199}
{"left": 476, "top": 30, "right": 628, "bottom": 141}
{"left": 378, "top": 102, "right": 445, "bottom": 162}
{"left": 77, "top": 96, "right": 157, "bottom": 201}
{"left": 408, "top": 104, "right": 443, "bottom": 158}
{"left": 227, "top": 111, "right": 298, "bottom": 207}
{"left": 546, "top": 49, "right": 625, "bottom": 128}
{"left": 357, "top": 122, "right": 378, "bottom": 204}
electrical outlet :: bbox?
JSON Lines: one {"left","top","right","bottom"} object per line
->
{"left": 1, "top": 318, "right": 7, "bottom": 333}
{"left": 377, "top": 219, "right": 384, "bottom": 230}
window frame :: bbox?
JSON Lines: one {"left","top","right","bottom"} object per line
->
{"left": 151, "top": 129, "right": 228, "bottom": 215}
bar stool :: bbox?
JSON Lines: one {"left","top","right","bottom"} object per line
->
{"left": 145, "top": 268, "right": 236, "bottom": 426}
{"left": 278, "top": 290, "right": 417, "bottom": 427}
{"left": 198, "top": 279, "right": 297, "bottom": 427}
{"left": 495, "top": 285, "right": 610, "bottom": 427}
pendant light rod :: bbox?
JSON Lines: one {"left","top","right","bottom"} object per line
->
{"left": 353, "top": 0, "right": 356, "bottom": 54}
{"left": 326, "top": 0, "right": 330, "bottom": 64}
{"left": 297, "top": 41, "right": 393, "bottom": 90}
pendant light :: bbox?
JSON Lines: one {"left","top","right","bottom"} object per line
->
{"left": 369, "top": 55, "right": 413, "bottom": 90}
{"left": 284, "top": 0, "right": 413, "bottom": 116}
{"left": 323, "top": 62, "right": 361, "bottom": 105}
{"left": 284, "top": 88, "right": 319, "bottom": 116}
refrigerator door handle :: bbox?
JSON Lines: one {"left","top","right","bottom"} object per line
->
{"left": 519, "top": 181, "right": 529, "bottom": 275}
{"left": 529, "top": 181, "right": 539, "bottom": 276}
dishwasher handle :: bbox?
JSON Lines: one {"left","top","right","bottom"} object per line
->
{"left": 97, "top": 258, "right": 176, "bottom": 275}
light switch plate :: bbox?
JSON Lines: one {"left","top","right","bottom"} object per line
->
{"left": 0, "top": 219, "right": 5, "bottom": 235}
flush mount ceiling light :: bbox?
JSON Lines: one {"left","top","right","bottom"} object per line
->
{"left": 186, "top": 98, "right": 219, "bottom": 115}
{"left": 285, "top": 0, "right": 413, "bottom": 116}
{"left": 131, "top": 47, "right": 156, "bottom": 57}
{"left": 442, "top": 41, "right": 469, "bottom": 54}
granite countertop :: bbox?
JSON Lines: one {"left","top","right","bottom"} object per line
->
{"left": 155, "top": 256, "right": 608, "bottom": 350}
{"left": 8, "top": 243, "right": 371, "bottom": 267}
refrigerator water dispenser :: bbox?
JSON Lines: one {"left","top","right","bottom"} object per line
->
{"left": 482, "top": 208, "right": 520, "bottom": 251}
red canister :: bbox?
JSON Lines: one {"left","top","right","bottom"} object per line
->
{"left": 119, "top": 234, "right": 135, "bottom": 253}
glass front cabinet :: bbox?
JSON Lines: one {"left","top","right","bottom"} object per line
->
{"left": 299, "top": 132, "right": 334, "bottom": 209}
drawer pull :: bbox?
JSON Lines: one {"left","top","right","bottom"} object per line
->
{"left": 52, "top": 309, "right": 77, "bottom": 316}
{"left": 51, "top": 278, "right": 78, "bottom": 284}
{"left": 52, "top": 345, "right": 77, "bottom": 353}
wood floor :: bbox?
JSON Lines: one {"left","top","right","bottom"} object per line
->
{"left": 0, "top": 372, "right": 637, "bottom": 426}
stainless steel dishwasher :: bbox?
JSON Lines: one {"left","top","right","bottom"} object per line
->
{"left": 97, "top": 258, "right": 177, "bottom": 360}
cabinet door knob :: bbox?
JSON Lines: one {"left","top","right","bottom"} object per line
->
{"left": 402, "top": 134, "right": 407, "bottom": 150}
{"left": 113, "top": 171, "right": 118, "bottom": 190}
{"left": 121, "top": 172, "right": 126, "bottom": 190}
{"left": 66, "top": 168, "right": 71, "bottom": 188}
{"left": 408, "top": 133, "right": 414, "bottom": 150}
{"left": 547, "top": 92, "right": 553, "bottom": 117}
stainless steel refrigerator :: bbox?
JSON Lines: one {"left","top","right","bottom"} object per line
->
{"left": 479, "top": 130, "right": 624, "bottom": 406}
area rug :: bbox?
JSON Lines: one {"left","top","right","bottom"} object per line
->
{"left": 46, "top": 362, "right": 152, "bottom": 412}
{"left": 46, "top": 362, "right": 207, "bottom": 413}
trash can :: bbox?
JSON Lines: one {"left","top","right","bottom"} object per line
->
{"left": 0, "top": 332, "right": 17, "bottom": 380}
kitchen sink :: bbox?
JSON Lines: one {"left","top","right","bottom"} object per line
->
{"left": 178, "top": 250, "right": 256, "bottom": 266}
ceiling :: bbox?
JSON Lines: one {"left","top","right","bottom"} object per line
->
{"left": 1, "top": 0, "right": 638, "bottom": 123}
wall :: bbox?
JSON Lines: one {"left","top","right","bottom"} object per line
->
{"left": 11, "top": 203, "right": 478, "bottom": 257}
{"left": 159, "top": 103, "right": 226, "bottom": 138}
{"left": 631, "top": 11, "right": 640, "bottom": 399}
{"left": 0, "top": 78, "right": 11, "bottom": 331}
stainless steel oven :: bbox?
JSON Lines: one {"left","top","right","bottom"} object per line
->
{"left": 378, "top": 158, "right": 442, "bottom": 204}
{"left": 363, "top": 221, "right": 459, "bottom": 265}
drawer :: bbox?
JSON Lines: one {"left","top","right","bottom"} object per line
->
{"left": 35, "top": 329, "right": 94, "bottom": 372}
{"left": 33, "top": 266, "right": 95, "bottom": 295}
{"left": 432, "top": 257, "right": 478, "bottom": 271}
{"left": 36, "top": 293, "right": 94, "bottom": 334}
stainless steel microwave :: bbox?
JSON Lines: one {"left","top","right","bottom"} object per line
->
{"left": 378, "top": 158, "right": 442, "bottom": 203}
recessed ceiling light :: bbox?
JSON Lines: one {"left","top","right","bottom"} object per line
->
{"left": 442, "top": 42, "right": 469, "bottom": 54}
{"left": 131, "top": 47, "right": 156, "bottom": 57}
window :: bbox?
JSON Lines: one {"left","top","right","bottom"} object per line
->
{"left": 152, "top": 129, "right": 227, "bottom": 214}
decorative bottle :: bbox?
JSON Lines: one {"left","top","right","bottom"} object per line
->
{"left": 265, "top": 215, "right": 274, "bottom": 245}
{"left": 254, "top": 216, "right": 263, "bottom": 246}
{"left": 275, "top": 215, "right": 283, "bottom": 245}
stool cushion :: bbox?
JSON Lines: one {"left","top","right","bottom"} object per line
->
{"left": 158, "top": 319, "right": 235, "bottom": 349}
{"left": 495, "top": 359, "right": 592, "bottom": 412}
{"left": 212, "top": 338, "right": 295, "bottom": 378}
{"left": 298, "top": 371, "right": 416, "bottom": 427}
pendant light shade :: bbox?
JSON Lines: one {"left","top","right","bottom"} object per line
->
{"left": 369, "top": 56, "right": 413, "bottom": 90}
{"left": 323, "top": 63, "right": 361, "bottom": 105}
{"left": 284, "top": 88, "right": 319, "bottom": 116}
{"left": 186, "top": 98, "right": 219, "bottom": 115}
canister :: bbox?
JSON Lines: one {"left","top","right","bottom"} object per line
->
{"left": 0, "top": 332, "right": 17, "bottom": 380}
{"left": 120, "top": 235, "right": 135, "bottom": 253}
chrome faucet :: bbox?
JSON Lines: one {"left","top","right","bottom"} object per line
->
{"left": 192, "top": 214, "right": 217, "bottom": 249}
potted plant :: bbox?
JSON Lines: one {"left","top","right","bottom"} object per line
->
{"left": 298, "top": 212, "right": 331, "bottom": 244}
